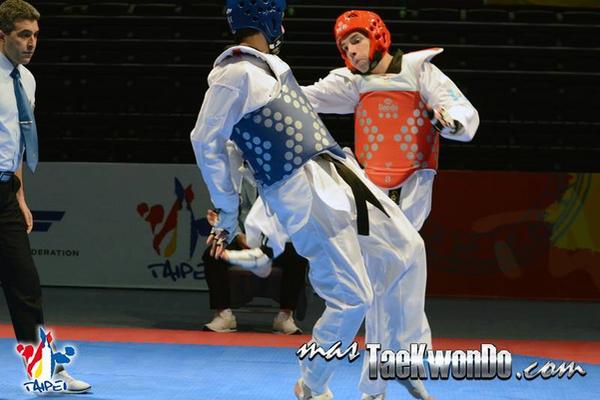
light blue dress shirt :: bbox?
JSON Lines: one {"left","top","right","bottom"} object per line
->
{"left": 0, "top": 51, "right": 36, "bottom": 172}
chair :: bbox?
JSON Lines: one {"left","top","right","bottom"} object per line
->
{"left": 467, "top": 53, "right": 508, "bottom": 70}
{"left": 559, "top": 53, "right": 599, "bottom": 73}
{"left": 86, "top": 22, "right": 133, "bottom": 39}
{"left": 417, "top": 8, "right": 462, "bottom": 21}
{"left": 561, "top": 11, "right": 600, "bottom": 24}
{"left": 467, "top": 80, "right": 513, "bottom": 121}
{"left": 132, "top": 3, "right": 180, "bottom": 16}
{"left": 33, "top": 2, "right": 67, "bottom": 15}
{"left": 87, "top": 2, "right": 131, "bottom": 16}
{"left": 466, "top": 30, "right": 509, "bottom": 45}
{"left": 560, "top": 85, "right": 588, "bottom": 122}
{"left": 512, "top": 28, "right": 557, "bottom": 46}
{"left": 128, "top": 25, "right": 174, "bottom": 39}
{"left": 413, "top": 29, "right": 462, "bottom": 45}
{"left": 514, "top": 55, "right": 557, "bottom": 71}
{"left": 180, "top": 2, "right": 224, "bottom": 17}
{"left": 560, "top": 30, "right": 600, "bottom": 47}
{"left": 63, "top": 4, "right": 88, "bottom": 15}
{"left": 465, "top": 8, "right": 509, "bottom": 22}
{"left": 512, "top": 10, "right": 558, "bottom": 23}
{"left": 511, "top": 84, "right": 559, "bottom": 121}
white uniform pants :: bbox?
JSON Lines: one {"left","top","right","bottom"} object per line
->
{"left": 381, "top": 169, "right": 435, "bottom": 232}
{"left": 338, "top": 155, "right": 432, "bottom": 397}
{"left": 261, "top": 157, "right": 373, "bottom": 395}
{"left": 259, "top": 154, "right": 430, "bottom": 396}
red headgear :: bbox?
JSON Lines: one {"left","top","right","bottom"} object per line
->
{"left": 334, "top": 10, "right": 391, "bottom": 72}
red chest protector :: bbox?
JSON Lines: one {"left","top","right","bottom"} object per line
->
{"left": 354, "top": 90, "right": 439, "bottom": 189}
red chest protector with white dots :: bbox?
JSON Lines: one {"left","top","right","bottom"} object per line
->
{"left": 352, "top": 48, "right": 442, "bottom": 189}
{"left": 355, "top": 91, "right": 438, "bottom": 189}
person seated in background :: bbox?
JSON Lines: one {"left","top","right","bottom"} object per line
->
{"left": 202, "top": 177, "right": 307, "bottom": 335}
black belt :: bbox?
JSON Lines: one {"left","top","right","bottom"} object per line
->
{"left": 321, "top": 155, "right": 390, "bottom": 236}
{"left": 388, "top": 187, "right": 402, "bottom": 205}
{"left": 0, "top": 171, "right": 14, "bottom": 183}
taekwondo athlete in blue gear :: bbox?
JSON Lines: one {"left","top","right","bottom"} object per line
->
{"left": 231, "top": 69, "right": 346, "bottom": 187}
{"left": 225, "top": 0, "right": 285, "bottom": 55}
{"left": 191, "top": 1, "right": 428, "bottom": 399}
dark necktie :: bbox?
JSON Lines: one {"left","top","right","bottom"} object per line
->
{"left": 11, "top": 67, "right": 38, "bottom": 173}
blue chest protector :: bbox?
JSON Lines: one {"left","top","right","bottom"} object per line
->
{"left": 231, "top": 68, "right": 345, "bottom": 187}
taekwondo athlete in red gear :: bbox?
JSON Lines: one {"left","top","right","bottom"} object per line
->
{"left": 298, "top": 10, "right": 480, "bottom": 400}
{"left": 303, "top": 10, "right": 480, "bottom": 232}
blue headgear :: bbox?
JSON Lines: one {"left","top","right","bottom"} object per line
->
{"left": 226, "top": 0, "right": 286, "bottom": 54}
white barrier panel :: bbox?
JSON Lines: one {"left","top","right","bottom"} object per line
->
{"left": 25, "top": 163, "right": 213, "bottom": 290}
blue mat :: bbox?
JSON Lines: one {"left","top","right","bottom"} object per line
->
{"left": 0, "top": 339, "right": 597, "bottom": 399}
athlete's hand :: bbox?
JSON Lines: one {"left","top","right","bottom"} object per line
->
{"left": 207, "top": 227, "right": 229, "bottom": 258}
{"left": 205, "top": 208, "right": 239, "bottom": 258}
{"left": 426, "top": 106, "right": 462, "bottom": 135}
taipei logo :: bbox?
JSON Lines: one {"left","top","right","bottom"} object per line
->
{"left": 16, "top": 327, "right": 77, "bottom": 393}
{"left": 137, "top": 178, "right": 211, "bottom": 282}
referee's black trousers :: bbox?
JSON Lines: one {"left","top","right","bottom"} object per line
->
{"left": 0, "top": 176, "right": 44, "bottom": 343}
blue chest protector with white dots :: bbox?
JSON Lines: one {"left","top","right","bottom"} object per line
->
{"left": 231, "top": 69, "right": 345, "bottom": 187}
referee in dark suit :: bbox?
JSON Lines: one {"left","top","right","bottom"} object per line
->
{"left": 1, "top": 0, "right": 90, "bottom": 392}
{"left": 0, "top": 0, "right": 43, "bottom": 346}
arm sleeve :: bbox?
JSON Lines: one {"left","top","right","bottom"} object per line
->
{"left": 190, "top": 82, "right": 245, "bottom": 214}
{"left": 419, "top": 62, "right": 480, "bottom": 142}
{"left": 301, "top": 72, "right": 359, "bottom": 114}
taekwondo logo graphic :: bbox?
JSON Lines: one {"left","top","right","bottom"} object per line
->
{"left": 137, "top": 177, "right": 212, "bottom": 282}
{"left": 16, "top": 328, "right": 76, "bottom": 393}
{"left": 297, "top": 342, "right": 587, "bottom": 381}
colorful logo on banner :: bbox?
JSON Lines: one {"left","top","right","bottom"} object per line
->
{"left": 16, "top": 328, "right": 76, "bottom": 393}
{"left": 137, "top": 178, "right": 212, "bottom": 282}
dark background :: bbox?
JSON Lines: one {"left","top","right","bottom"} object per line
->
{"left": 25, "top": 0, "right": 600, "bottom": 171}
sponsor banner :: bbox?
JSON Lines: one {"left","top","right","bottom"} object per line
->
{"left": 24, "top": 164, "right": 600, "bottom": 298}
{"left": 424, "top": 171, "right": 600, "bottom": 300}
{"left": 25, "top": 163, "right": 212, "bottom": 290}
